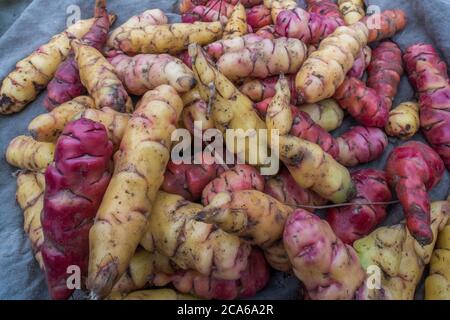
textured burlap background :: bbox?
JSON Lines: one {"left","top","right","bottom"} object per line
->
{"left": 0, "top": 0, "right": 448, "bottom": 299}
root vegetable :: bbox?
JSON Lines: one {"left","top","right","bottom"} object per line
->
{"left": 87, "top": 85, "right": 183, "bottom": 299}
{"left": 265, "top": 75, "right": 293, "bottom": 136}
{"left": 264, "top": 240, "right": 291, "bottom": 272}
{"left": 196, "top": 190, "right": 293, "bottom": 248}
{"left": 385, "top": 141, "right": 445, "bottom": 245}
{"left": 265, "top": 0, "right": 298, "bottom": 22}
{"left": 181, "top": 6, "right": 228, "bottom": 24}
{"left": 108, "top": 52, "right": 195, "bottom": 95}
{"left": 355, "top": 201, "right": 450, "bottom": 300}
{"left": 28, "top": 96, "right": 95, "bottom": 142}
{"left": 182, "top": 85, "right": 203, "bottom": 106}
{"left": 367, "top": 41, "right": 403, "bottom": 109}
{"left": 41, "top": 118, "right": 113, "bottom": 300}
{"left": 337, "top": 0, "right": 365, "bottom": 25}
{"left": 385, "top": 101, "right": 420, "bottom": 140}
{"left": 255, "top": 24, "right": 277, "bottom": 38}
{"left": 305, "top": 0, "right": 343, "bottom": 20}
{"left": 298, "top": 99, "right": 344, "bottom": 132}
{"left": 264, "top": 166, "right": 327, "bottom": 209}
{"left": 216, "top": 37, "right": 308, "bottom": 82}
{"left": 240, "top": 75, "right": 297, "bottom": 104}
{"left": 72, "top": 40, "right": 133, "bottom": 113}
{"left": 43, "top": 0, "right": 110, "bottom": 111}
{"left": 327, "top": 169, "right": 392, "bottom": 245}
{"left": 404, "top": 44, "right": 450, "bottom": 169}
{"left": 294, "top": 22, "right": 369, "bottom": 103}
{"left": 223, "top": 3, "right": 248, "bottom": 39}
{"left": 336, "top": 126, "right": 388, "bottom": 167}
{"left": 246, "top": 5, "right": 272, "bottom": 30}
{"left": 425, "top": 208, "right": 450, "bottom": 300}
{"left": 81, "top": 107, "right": 131, "bottom": 149}
{"left": 205, "top": 33, "right": 265, "bottom": 59}
{"left": 16, "top": 172, "right": 45, "bottom": 270}
{"left": 162, "top": 153, "right": 224, "bottom": 202}
{"left": 108, "top": 21, "right": 223, "bottom": 55}
{"left": 182, "top": 100, "right": 216, "bottom": 135}
{"left": 202, "top": 164, "right": 265, "bottom": 205}
{"left": 0, "top": 14, "right": 115, "bottom": 114}
{"left": 284, "top": 209, "right": 365, "bottom": 300}
{"left": 6, "top": 136, "right": 55, "bottom": 172}
{"left": 362, "top": 9, "right": 407, "bottom": 43}
{"left": 334, "top": 77, "right": 389, "bottom": 127}
{"left": 348, "top": 46, "right": 371, "bottom": 79}
{"left": 141, "top": 192, "right": 251, "bottom": 280}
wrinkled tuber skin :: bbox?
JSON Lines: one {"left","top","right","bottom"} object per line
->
{"left": 327, "top": 169, "right": 392, "bottom": 245}
{"left": 202, "top": 164, "right": 265, "bottom": 205}
{"left": 265, "top": 75, "right": 293, "bottom": 136}
{"left": 141, "top": 192, "right": 251, "bottom": 280}
{"left": 336, "top": 126, "right": 388, "bottom": 167}
{"left": 223, "top": 3, "right": 248, "bottom": 39}
{"left": 337, "top": 0, "right": 365, "bottom": 25}
{"left": 240, "top": 75, "right": 297, "bottom": 104}
{"left": 72, "top": 40, "right": 133, "bottom": 113}
{"left": 170, "top": 247, "right": 270, "bottom": 300}
{"left": 88, "top": 86, "right": 183, "bottom": 299}
{"left": 306, "top": 0, "right": 344, "bottom": 21}
{"left": 108, "top": 21, "right": 223, "bottom": 55}
{"left": 298, "top": 99, "right": 344, "bottom": 132}
{"left": 385, "top": 101, "right": 420, "bottom": 140}
{"left": 295, "top": 22, "right": 369, "bottom": 103}
{"left": 29, "top": 96, "right": 96, "bottom": 143}
{"left": 107, "top": 9, "right": 168, "bottom": 47}
{"left": 348, "top": 46, "right": 371, "bottom": 79}
{"left": 43, "top": 0, "right": 110, "bottom": 111}
{"left": 41, "top": 118, "right": 113, "bottom": 300}
{"left": 255, "top": 24, "right": 278, "bottom": 39}
{"left": 205, "top": 33, "right": 265, "bottom": 59}
{"left": 16, "top": 172, "right": 46, "bottom": 270}
{"left": 367, "top": 41, "right": 404, "bottom": 109}
{"left": 263, "top": 240, "right": 292, "bottom": 272}
{"left": 264, "top": 167, "right": 327, "bottom": 210}
{"left": 355, "top": 201, "right": 450, "bottom": 300}
{"left": 246, "top": 5, "right": 272, "bottom": 30}
{"left": 385, "top": 141, "right": 445, "bottom": 245}
{"left": 196, "top": 190, "right": 293, "bottom": 248}
{"left": 255, "top": 98, "right": 339, "bottom": 159}
{"left": 163, "top": 153, "right": 225, "bottom": 202}
{"left": 265, "top": 0, "right": 298, "bottom": 22}
{"left": 284, "top": 209, "right": 365, "bottom": 300}
{"left": 6, "top": 136, "right": 55, "bottom": 172}
{"left": 182, "top": 100, "right": 216, "bottom": 135}
{"left": 275, "top": 7, "right": 343, "bottom": 45}
{"left": 108, "top": 51, "right": 196, "bottom": 95}
{"left": 81, "top": 107, "right": 131, "bottom": 150}
{"left": 181, "top": 6, "right": 228, "bottom": 24}
{"left": 362, "top": 9, "right": 407, "bottom": 43}
{"left": 0, "top": 15, "right": 115, "bottom": 114}
{"left": 334, "top": 77, "right": 389, "bottom": 128}
{"left": 217, "top": 37, "right": 308, "bottom": 82}
{"left": 404, "top": 44, "right": 450, "bottom": 169}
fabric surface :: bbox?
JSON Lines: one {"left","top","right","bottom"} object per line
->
{"left": 0, "top": 0, "right": 448, "bottom": 300}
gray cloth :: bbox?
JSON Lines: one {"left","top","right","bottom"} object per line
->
{"left": 0, "top": 0, "right": 449, "bottom": 300}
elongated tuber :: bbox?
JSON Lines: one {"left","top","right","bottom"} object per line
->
{"left": 298, "top": 99, "right": 344, "bottom": 132}
{"left": 182, "top": 6, "right": 229, "bottom": 24}
{"left": 336, "top": 126, "right": 388, "bottom": 167}
{"left": 41, "top": 118, "right": 113, "bottom": 300}
{"left": 28, "top": 96, "right": 95, "bottom": 142}
{"left": 6, "top": 136, "right": 55, "bottom": 172}
{"left": 108, "top": 21, "right": 223, "bottom": 55}
{"left": 327, "top": 169, "right": 392, "bottom": 245}
{"left": 284, "top": 209, "right": 365, "bottom": 300}
{"left": 385, "top": 101, "right": 420, "bottom": 140}
{"left": 362, "top": 9, "right": 407, "bottom": 43}
{"left": 205, "top": 33, "right": 265, "bottom": 59}
{"left": 295, "top": 22, "right": 369, "bottom": 103}
{"left": 0, "top": 14, "right": 115, "bottom": 114}
{"left": 223, "top": 3, "right": 248, "bottom": 39}
{"left": 16, "top": 171, "right": 45, "bottom": 270}
{"left": 43, "top": 0, "right": 111, "bottom": 110}
{"left": 263, "top": 240, "right": 291, "bottom": 272}
{"left": 355, "top": 201, "right": 450, "bottom": 300}
{"left": 240, "top": 75, "right": 297, "bottom": 104}
{"left": 348, "top": 46, "right": 371, "bottom": 79}
{"left": 216, "top": 37, "right": 307, "bottom": 82}
{"left": 265, "top": 75, "right": 293, "bottom": 136}
{"left": 246, "top": 5, "right": 272, "bottom": 30}
{"left": 385, "top": 141, "right": 445, "bottom": 245}
{"left": 88, "top": 85, "right": 183, "bottom": 299}
{"left": 108, "top": 51, "right": 195, "bottom": 95}
{"left": 202, "top": 164, "right": 265, "bottom": 205}
{"left": 182, "top": 100, "right": 216, "bottom": 135}
{"left": 337, "top": 0, "right": 365, "bottom": 25}
{"left": 265, "top": 0, "right": 297, "bottom": 22}
{"left": 196, "top": 190, "right": 293, "bottom": 248}
{"left": 72, "top": 40, "right": 133, "bottom": 113}
{"left": 404, "top": 44, "right": 450, "bottom": 169}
